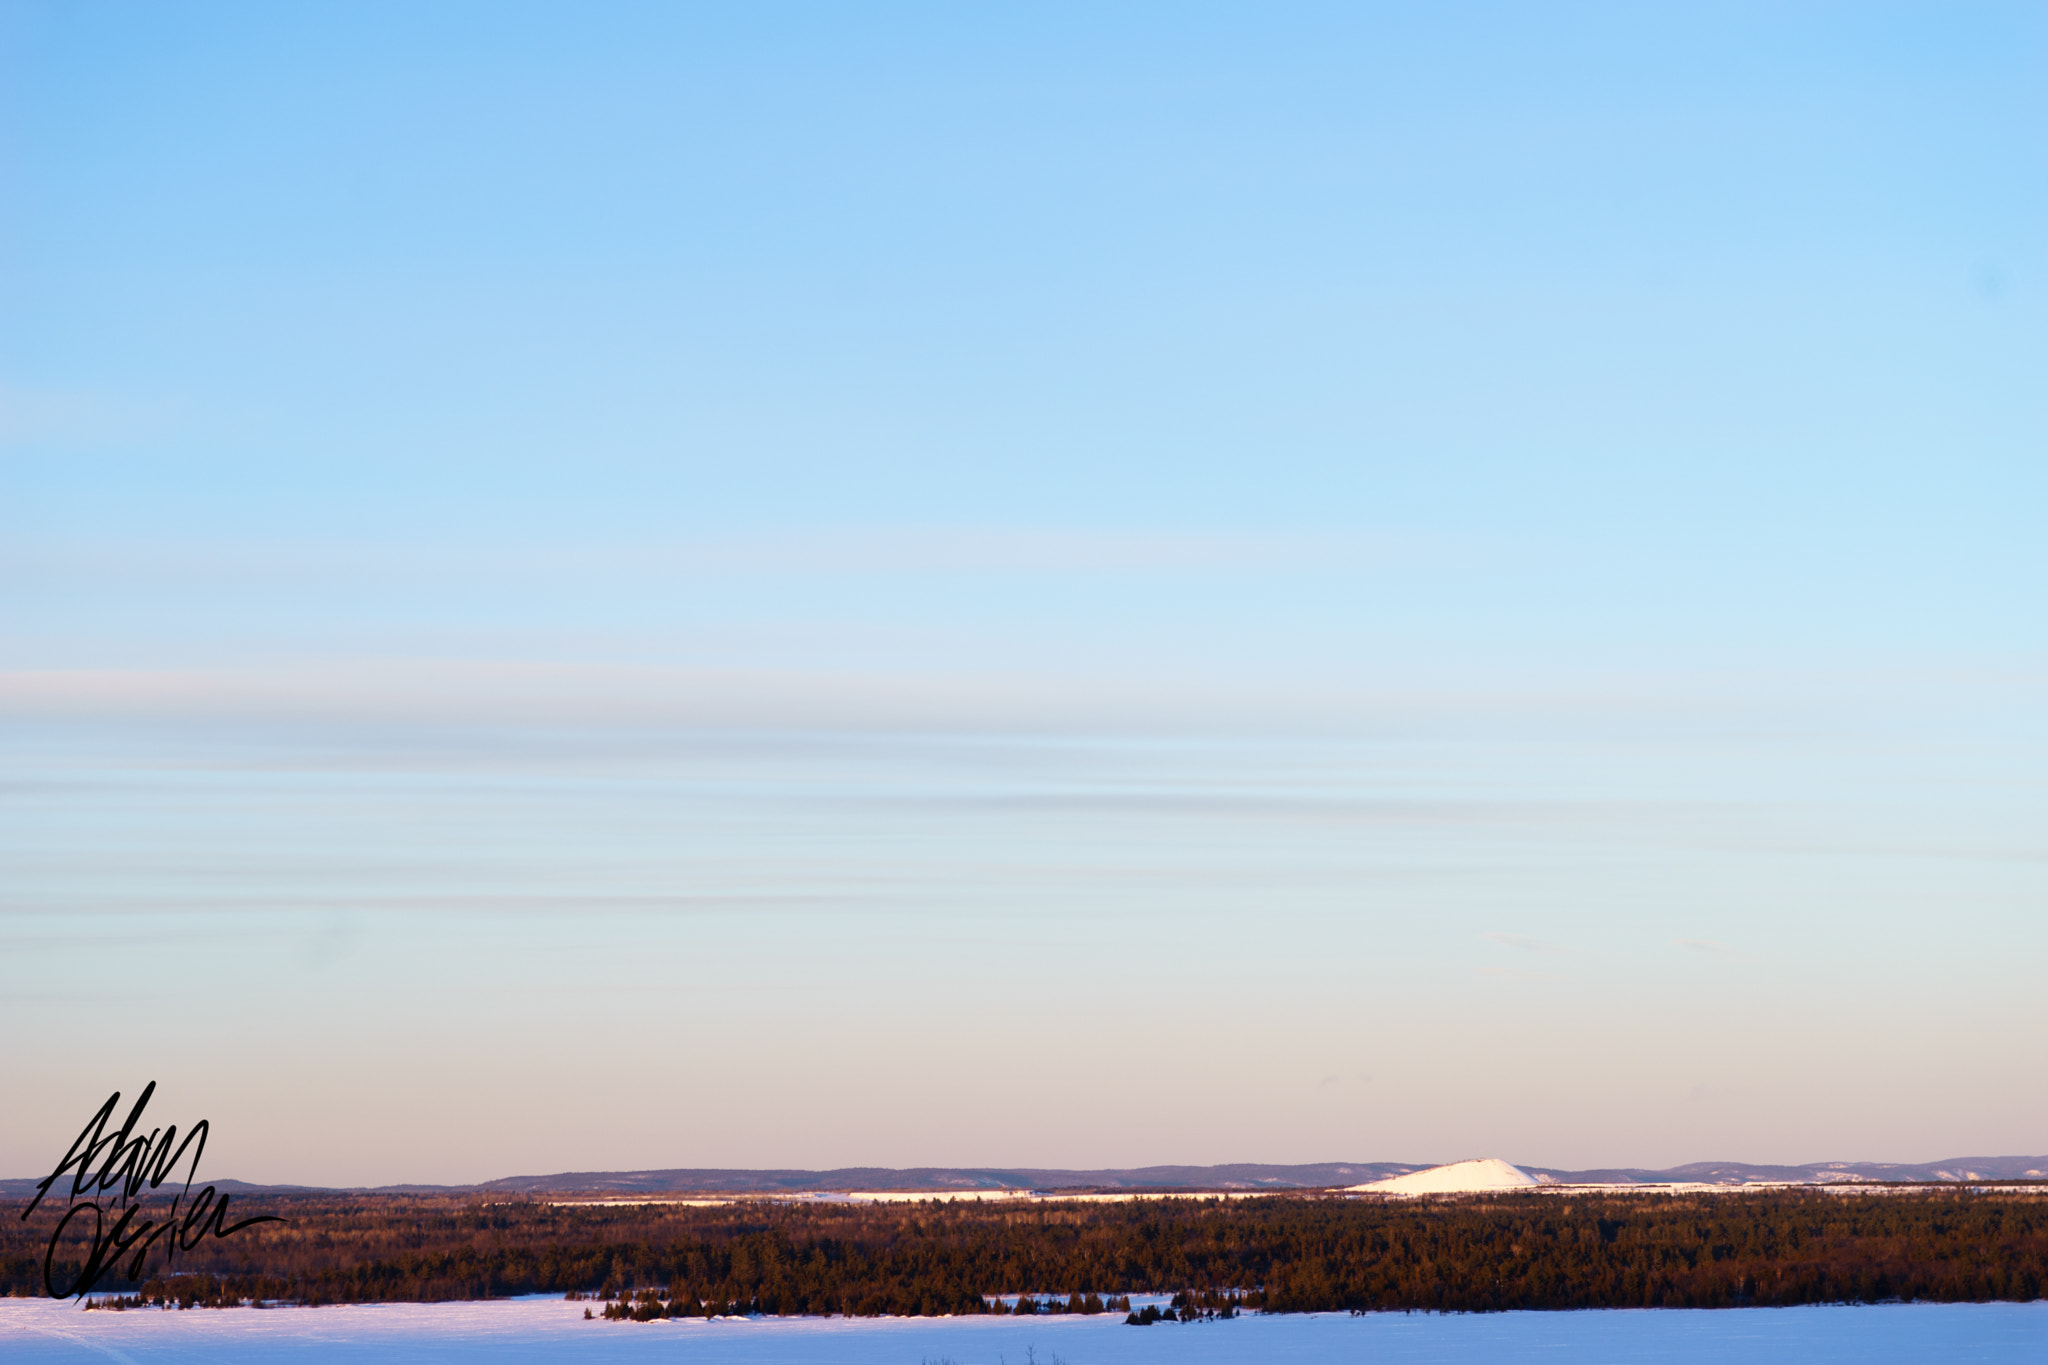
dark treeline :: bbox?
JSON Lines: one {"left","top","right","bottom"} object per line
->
{"left": 7, "top": 1190, "right": 2043, "bottom": 1315}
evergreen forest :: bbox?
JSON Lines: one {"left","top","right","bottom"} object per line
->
{"left": 8, "top": 1189, "right": 2042, "bottom": 1316}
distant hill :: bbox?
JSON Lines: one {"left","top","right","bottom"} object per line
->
{"left": 1525, "top": 1156, "right": 2048, "bottom": 1185}
{"left": 471, "top": 1162, "right": 1416, "bottom": 1195}
{"left": 6, "top": 1156, "right": 2042, "bottom": 1200}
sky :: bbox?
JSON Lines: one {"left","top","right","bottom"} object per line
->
{"left": 2, "top": 2, "right": 2044, "bottom": 1187}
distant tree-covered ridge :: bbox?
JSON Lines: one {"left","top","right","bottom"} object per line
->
{"left": 8, "top": 1190, "right": 2042, "bottom": 1314}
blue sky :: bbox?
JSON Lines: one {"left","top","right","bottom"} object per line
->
{"left": 3, "top": 3, "right": 2044, "bottom": 1184}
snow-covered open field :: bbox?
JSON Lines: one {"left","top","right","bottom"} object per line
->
{"left": 4, "top": 1296, "right": 2043, "bottom": 1364}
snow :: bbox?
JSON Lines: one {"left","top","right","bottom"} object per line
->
{"left": 557, "top": 1190, "right": 1292, "bottom": 1208}
{"left": 795, "top": 1190, "right": 1034, "bottom": 1204}
{"left": 1347, "top": 1158, "right": 1540, "bottom": 1194}
{"left": 4, "top": 1296, "right": 2044, "bottom": 1364}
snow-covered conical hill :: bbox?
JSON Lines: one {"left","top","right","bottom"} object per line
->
{"left": 1346, "top": 1158, "right": 1539, "bottom": 1194}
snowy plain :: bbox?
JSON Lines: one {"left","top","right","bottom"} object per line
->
{"left": 4, "top": 1296, "right": 2045, "bottom": 1365}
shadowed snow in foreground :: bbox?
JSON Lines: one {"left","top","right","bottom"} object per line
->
{"left": 4, "top": 1296, "right": 2045, "bottom": 1365}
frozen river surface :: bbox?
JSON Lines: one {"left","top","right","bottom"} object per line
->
{"left": 4, "top": 1296, "right": 2043, "bottom": 1364}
